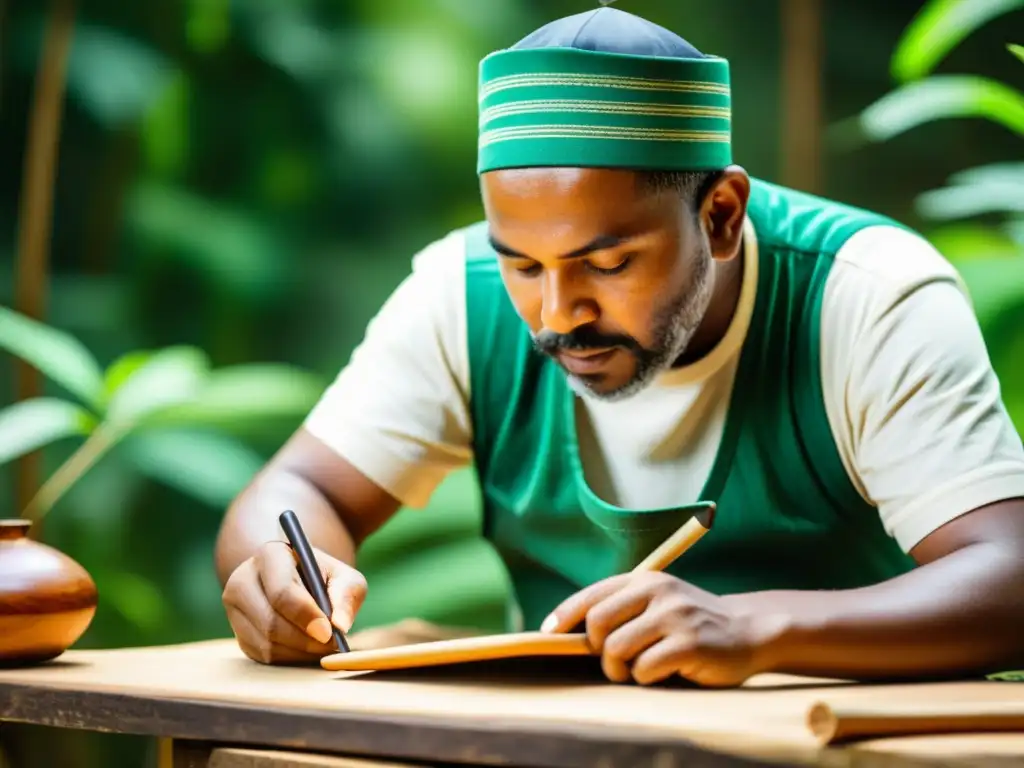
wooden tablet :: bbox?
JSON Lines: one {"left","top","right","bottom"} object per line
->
{"left": 322, "top": 508, "right": 716, "bottom": 674}
{"left": 321, "top": 631, "right": 592, "bottom": 672}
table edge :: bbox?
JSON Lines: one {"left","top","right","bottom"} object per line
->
{"left": 0, "top": 680, "right": 794, "bottom": 768}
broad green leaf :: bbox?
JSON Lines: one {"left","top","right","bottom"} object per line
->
{"left": 927, "top": 223, "right": 1024, "bottom": 262}
{"left": 0, "top": 398, "right": 97, "bottom": 466}
{"left": 64, "top": 24, "right": 177, "bottom": 128}
{"left": 99, "top": 570, "right": 169, "bottom": 632}
{"left": 355, "top": 537, "right": 511, "bottom": 632}
{"left": 140, "top": 72, "right": 190, "bottom": 179}
{"left": 860, "top": 76, "right": 1024, "bottom": 141}
{"left": 357, "top": 468, "right": 482, "bottom": 570}
{"left": 103, "top": 350, "right": 155, "bottom": 400}
{"left": 1010, "top": 44, "right": 1024, "bottom": 64}
{"left": 123, "top": 181, "right": 288, "bottom": 303}
{"left": 105, "top": 346, "right": 210, "bottom": 426}
{"left": 1006, "top": 217, "right": 1024, "bottom": 247}
{"left": 0, "top": 305, "right": 105, "bottom": 408}
{"left": 142, "top": 363, "right": 324, "bottom": 428}
{"left": 916, "top": 179, "right": 1024, "bottom": 220}
{"left": 956, "top": 257, "right": 1024, "bottom": 327}
{"left": 891, "top": 0, "right": 1024, "bottom": 82}
{"left": 124, "top": 429, "right": 265, "bottom": 509}
{"left": 947, "top": 163, "right": 1024, "bottom": 186}
{"left": 186, "top": 0, "right": 231, "bottom": 54}
{"left": 988, "top": 670, "right": 1024, "bottom": 681}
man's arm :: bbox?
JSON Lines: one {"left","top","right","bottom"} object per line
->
{"left": 215, "top": 230, "right": 474, "bottom": 663}
{"left": 214, "top": 428, "right": 402, "bottom": 587}
{"left": 729, "top": 226, "right": 1024, "bottom": 679}
{"left": 728, "top": 497, "right": 1024, "bottom": 679}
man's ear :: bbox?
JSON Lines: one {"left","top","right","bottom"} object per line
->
{"left": 701, "top": 165, "right": 750, "bottom": 262}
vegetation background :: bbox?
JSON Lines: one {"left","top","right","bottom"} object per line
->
{"left": 0, "top": 0, "right": 1020, "bottom": 765}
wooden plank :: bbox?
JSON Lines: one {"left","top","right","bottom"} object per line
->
{"left": 0, "top": 684, "right": 778, "bottom": 768}
{"left": 208, "top": 746, "right": 424, "bottom": 768}
{"left": 1, "top": 639, "right": 1022, "bottom": 767}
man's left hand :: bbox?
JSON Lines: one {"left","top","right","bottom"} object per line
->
{"left": 540, "top": 572, "right": 777, "bottom": 687}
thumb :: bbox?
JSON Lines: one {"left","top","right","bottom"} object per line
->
{"left": 326, "top": 562, "right": 368, "bottom": 633}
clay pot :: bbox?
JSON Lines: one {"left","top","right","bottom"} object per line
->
{"left": 0, "top": 519, "right": 98, "bottom": 666}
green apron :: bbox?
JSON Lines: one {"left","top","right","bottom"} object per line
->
{"left": 464, "top": 177, "right": 918, "bottom": 631}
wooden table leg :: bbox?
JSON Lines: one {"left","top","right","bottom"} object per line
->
{"left": 156, "top": 738, "right": 212, "bottom": 768}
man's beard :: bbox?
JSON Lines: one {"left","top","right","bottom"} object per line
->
{"left": 531, "top": 243, "right": 714, "bottom": 402}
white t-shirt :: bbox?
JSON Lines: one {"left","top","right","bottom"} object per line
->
{"left": 305, "top": 216, "right": 1024, "bottom": 554}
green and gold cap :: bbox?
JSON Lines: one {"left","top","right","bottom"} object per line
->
{"left": 477, "top": 8, "right": 732, "bottom": 174}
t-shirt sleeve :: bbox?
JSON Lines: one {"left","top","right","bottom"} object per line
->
{"left": 820, "top": 224, "right": 1024, "bottom": 553}
{"left": 303, "top": 229, "right": 473, "bottom": 509}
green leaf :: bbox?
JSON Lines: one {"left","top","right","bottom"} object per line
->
{"left": 142, "top": 363, "right": 324, "bottom": 428}
{"left": 916, "top": 181, "right": 1024, "bottom": 220}
{"left": 988, "top": 669, "right": 1024, "bottom": 681}
{"left": 124, "top": 429, "right": 265, "bottom": 509}
{"left": 1005, "top": 217, "right": 1024, "bottom": 247}
{"left": 956, "top": 257, "right": 1024, "bottom": 327}
{"left": 355, "top": 537, "right": 511, "bottom": 632}
{"left": 0, "top": 398, "right": 97, "bottom": 466}
{"left": 123, "top": 181, "right": 288, "bottom": 303}
{"left": 927, "top": 223, "right": 1024, "bottom": 261}
{"left": 105, "top": 346, "right": 210, "bottom": 426}
{"left": 64, "top": 24, "right": 177, "bottom": 128}
{"left": 1009, "top": 43, "right": 1024, "bottom": 64}
{"left": 0, "top": 305, "right": 105, "bottom": 408}
{"left": 103, "top": 350, "right": 155, "bottom": 400}
{"left": 891, "top": 0, "right": 1024, "bottom": 82}
{"left": 99, "top": 570, "right": 169, "bottom": 632}
{"left": 859, "top": 76, "right": 1024, "bottom": 141}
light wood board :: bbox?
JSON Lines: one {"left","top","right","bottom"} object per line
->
{"left": 0, "top": 623, "right": 1021, "bottom": 766}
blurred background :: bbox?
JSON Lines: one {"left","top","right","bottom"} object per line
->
{"left": 0, "top": 0, "right": 1021, "bottom": 765}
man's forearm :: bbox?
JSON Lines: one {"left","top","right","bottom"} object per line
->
{"left": 214, "top": 468, "right": 358, "bottom": 587}
{"left": 728, "top": 540, "right": 1024, "bottom": 680}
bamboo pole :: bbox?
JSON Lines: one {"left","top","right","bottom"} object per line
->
{"left": 13, "top": 0, "right": 77, "bottom": 524}
{"left": 780, "top": 0, "right": 823, "bottom": 193}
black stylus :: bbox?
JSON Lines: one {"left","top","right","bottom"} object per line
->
{"left": 279, "top": 509, "right": 351, "bottom": 653}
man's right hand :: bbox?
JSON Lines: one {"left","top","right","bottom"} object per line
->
{"left": 222, "top": 540, "right": 368, "bottom": 665}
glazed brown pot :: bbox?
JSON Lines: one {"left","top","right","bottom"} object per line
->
{"left": 0, "top": 519, "right": 98, "bottom": 666}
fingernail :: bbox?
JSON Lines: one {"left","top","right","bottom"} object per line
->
{"left": 309, "top": 618, "right": 332, "bottom": 644}
{"left": 540, "top": 614, "right": 558, "bottom": 633}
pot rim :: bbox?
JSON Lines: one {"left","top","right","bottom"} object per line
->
{"left": 0, "top": 519, "right": 32, "bottom": 540}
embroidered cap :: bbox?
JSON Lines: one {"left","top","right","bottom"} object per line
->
{"left": 477, "top": 8, "right": 732, "bottom": 174}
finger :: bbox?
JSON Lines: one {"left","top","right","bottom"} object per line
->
{"left": 326, "top": 563, "right": 368, "bottom": 633}
{"left": 226, "top": 562, "right": 337, "bottom": 655}
{"left": 630, "top": 633, "right": 698, "bottom": 686}
{"left": 583, "top": 583, "right": 654, "bottom": 652}
{"left": 227, "top": 597, "right": 335, "bottom": 658}
{"left": 540, "top": 574, "right": 632, "bottom": 633}
{"left": 228, "top": 606, "right": 326, "bottom": 666}
{"left": 255, "top": 543, "right": 333, "bottom": 644}
{"left": 600, "top": 610, "right": 666, "bottom": 683}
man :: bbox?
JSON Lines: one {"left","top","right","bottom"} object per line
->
{"left": 216, "top": 8, "right": 1024, "bottom": 687}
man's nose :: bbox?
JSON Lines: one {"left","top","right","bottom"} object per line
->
{"left": 540, "top": 271, "right": 597, "bottom": 335}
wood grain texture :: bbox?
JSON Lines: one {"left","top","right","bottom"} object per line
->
{"left": 0, "top": 520, "right": 97, "bottom": 665}
{"left": 208, "top": 746, "right": 425, "bottom": 768}
{"left": 0, "top": 635, "right": 1022, "bottom": 767}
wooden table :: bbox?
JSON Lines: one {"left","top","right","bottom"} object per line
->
{"left": 1, "top": 636, "right": 1023, "bottom": 768}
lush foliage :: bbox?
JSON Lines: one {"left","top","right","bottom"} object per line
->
{"left": 853, "top": 0, "right": 1024, "bottom": 430}
{"left": 0, "top": 304, "right": 325, "bottom": 520}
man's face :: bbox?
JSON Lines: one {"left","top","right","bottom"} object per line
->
{"left": 480, "top": 167, "right": 716, "bottom": 401}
